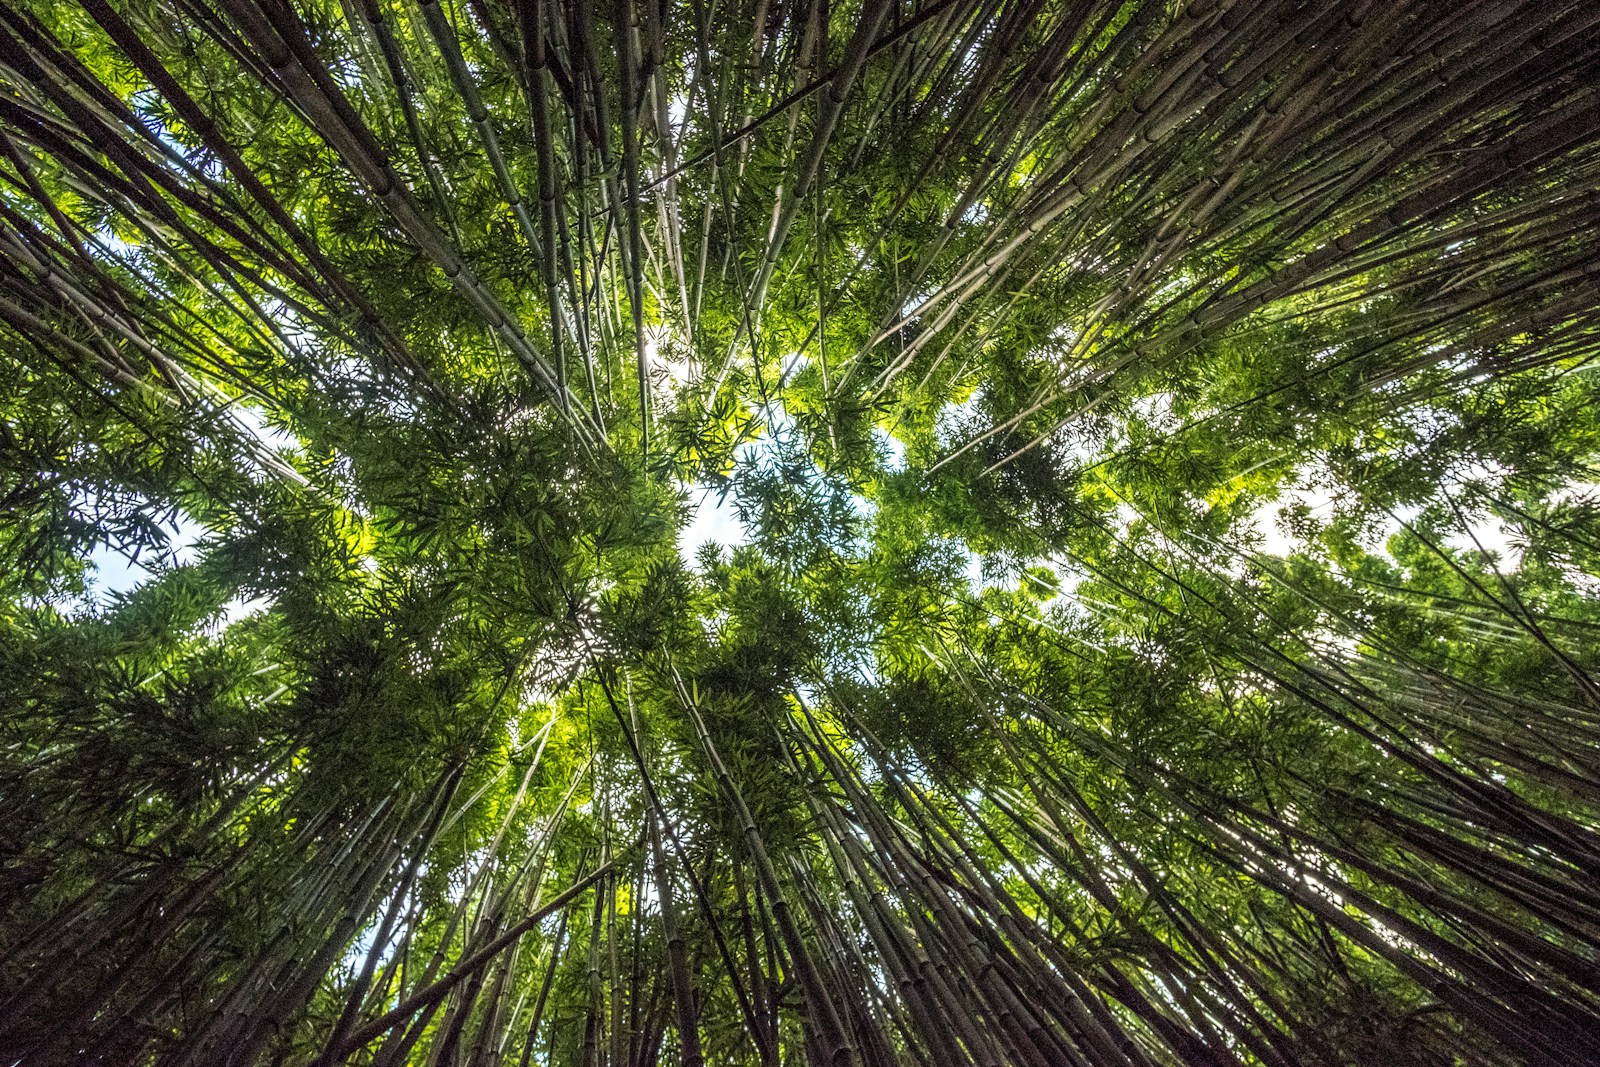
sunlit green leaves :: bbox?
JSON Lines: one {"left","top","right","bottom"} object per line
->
{"left": 4, "top": 0, "right": 1600, "bottom": 1064}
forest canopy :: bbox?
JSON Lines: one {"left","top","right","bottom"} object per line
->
{"left": 2, "top": 0, "right": 1599, "bottom": 1065}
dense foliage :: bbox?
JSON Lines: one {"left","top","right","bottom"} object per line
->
{"left": 2, "top": 0, "right": 1599, "bottom": 1064}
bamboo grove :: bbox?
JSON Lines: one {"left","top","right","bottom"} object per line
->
{"left": 1, "top": 0, "right": 1598, "bottom": 1063}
